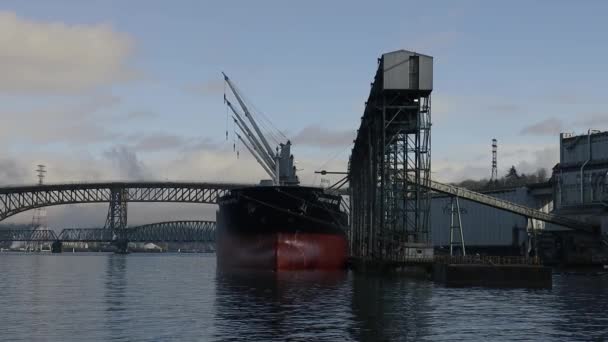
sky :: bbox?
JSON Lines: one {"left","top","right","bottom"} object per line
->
{"left": 1, "top": 0, "right": 607, "bottom": 226}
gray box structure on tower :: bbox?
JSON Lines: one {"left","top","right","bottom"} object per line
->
{"left": 382, "top": 50, "right": 433, "bottom": 92}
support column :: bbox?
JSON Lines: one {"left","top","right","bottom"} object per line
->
{"left": 449, "top": 196, "right": 466, "bottom": 256}
{"left": 105, "top": 188, "right": 129, "bottom": 254}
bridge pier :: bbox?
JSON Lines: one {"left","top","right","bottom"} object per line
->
{"left": 51, "top": 240, "right": 62, "bottom": 253}
{"left": 113, "top": 239, "right": 130, "bottom": 254}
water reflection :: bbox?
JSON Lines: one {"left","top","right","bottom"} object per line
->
{"left": 104, "top": 255, "right": 129, "bottom": 341}
{"left": 551, "top": 274, "right": 608, "bottom": 339}
{"left": 1, "top": 255, "right": 607, "bottom": 341}
{"left": 350, "top": 274, "right": 433, "bottom": 341}
{"left": 214, "top": 269, "right": 352, "bottom": 341}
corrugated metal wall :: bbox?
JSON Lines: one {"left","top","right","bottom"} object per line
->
{"left": 430, "top": 188, "right": 533, "bottom": 247}
{"left": 561, "top": 133, "right": 608, "bottom": 164}
{"left": 557, "top": 131, "right": 608, "bottom": 207}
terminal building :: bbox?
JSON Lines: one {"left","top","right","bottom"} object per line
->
{"left": 430, "top": 130, "right": 608, "bottom": 263}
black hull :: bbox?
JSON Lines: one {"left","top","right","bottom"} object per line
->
{"left": 216, "top": 186, "right": 348, "bottom": 270}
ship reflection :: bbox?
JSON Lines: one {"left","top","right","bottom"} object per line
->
{"left": 214, "top": 268, "right": 433, "bottom": 341}
{"left": 214, "top": 268, "right": 352, "bottom": 341}
{"left": 350, "top": 273, "right": 433, "bottom": 341}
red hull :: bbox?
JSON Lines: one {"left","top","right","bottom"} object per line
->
{"left": 217, "top": 231, "right": 348, "bottom": 270}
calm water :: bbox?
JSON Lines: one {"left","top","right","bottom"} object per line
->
{"left": 0, "top": 254, "right": 607, "bottom": 341}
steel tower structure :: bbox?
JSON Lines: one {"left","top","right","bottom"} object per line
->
{"left": 349, "top": 50, "right": 433, "bottom": 260}
{"left": 29, "top": 165, "right": 47, "bottom": 251}
{"left": 105, "top": 188, "right": 128, "bottom": 230}
{"left": 491, "top": 139, "right": 498, "bottom": 182}
{"left": 31, "top": 165, "right": 47, "bottom": 229}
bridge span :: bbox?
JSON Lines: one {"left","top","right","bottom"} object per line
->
{"left": 0, "top": 220, "right": 216, "bottom": 243}
{"left": 0, "top": 181, "right": 251, "bottom": 222}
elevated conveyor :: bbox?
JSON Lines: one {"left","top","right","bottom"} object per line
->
{"left": 428, "top": 180, "right": 595, "bottom": 232}
{"left": 332, "top": 179, "right": 595, "bottom": 232}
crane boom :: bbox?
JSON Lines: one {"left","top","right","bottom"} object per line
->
{"left": 223, "top": 72, "right": 276, "bottom": 158}
{"left": 236, "top": 134, "right": 275, "bottom": 179}
{"left": 226, "top": 97, "right": 275, "bottom": 169}
{"left": 233, "top": 117, "right": 276, "bottom": 172}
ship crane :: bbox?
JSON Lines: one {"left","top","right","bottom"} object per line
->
{"left": 223, "top": 73, "right": 299, "bottom": 186}
{"left": 226, "top": 98, "right": 276, "bottom": 173}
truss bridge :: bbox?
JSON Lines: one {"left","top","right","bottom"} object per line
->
{"left": 0, "top": 220, "right": 216, "bottom": 245}
{"left": 0, "top": 181, "right": 250, "bottom": 223}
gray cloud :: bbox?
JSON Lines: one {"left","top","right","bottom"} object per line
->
{"left": 0, "top": 94, "right": 122, "bottom": 145}
{"left": 292, "top": 124, "right": 356, "bottom": 148}
{"left": 103, "top": 145, "right": 151, "bottom": 180}
{"left": 520, "top": 114, "right": 608, "bottom": 137}
{"left": 520, "top": 118, "right": 565, "bottom": 136}
{"left": 131, "top": 133, "right": 188, "bottom": 152}
{"left": 124, "top": 133, "right": 221, "bottom": 153}
{"left": 0, "top": 158, "right": 25, "bottom": 184}
{"left": 515, "top": 147, "right": 558, "bottom": 175}
{"left": 0, "top": 11, "right": 136, "bottom": 94}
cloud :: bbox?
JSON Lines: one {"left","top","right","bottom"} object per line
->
{"left": 0, "top": 11, "right": 136, "bottom": 94}
{"left": 291, "top": 124, "right": 356, "bottom": 148}
{"left": 0, "top": 94, "right": 121, "bottom": 144}
{"left": 130, "top": 133, "right": 188, "bottom": 152}
{"left": 103, "top": 145, "right": 151, "bottom": 180}
{"left": 515, "top": 147, "right": 558, "bottom": 175}
{"left": 520, "top": 114, "right": 608, "bottom": 137}
{"left": 0, "top": 158, "right": 26, "bottom": 184}
{"left": 520, "top": 118, "right": 565, "bottom": 136}
{"left": 433, "top": 142, "right": 557, "bottom": 183}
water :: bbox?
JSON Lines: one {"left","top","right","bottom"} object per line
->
{"left": 0, "top": 254, "right": 607, "bottom": 341}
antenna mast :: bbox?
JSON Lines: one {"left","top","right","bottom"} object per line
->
{"left": 491, "top": 139, "right": 498, "bottom": 182}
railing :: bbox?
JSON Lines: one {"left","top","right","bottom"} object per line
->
{"left": 434, "top": 255, "right": 541, "bottom": 265}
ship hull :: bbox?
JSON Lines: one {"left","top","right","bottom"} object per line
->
{"left": 216, "top": 186, "right": 348, "bottom": 270}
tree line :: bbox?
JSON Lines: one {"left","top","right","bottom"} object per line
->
{"left": 453, "top": 166, "right": 549, "bottom": 191}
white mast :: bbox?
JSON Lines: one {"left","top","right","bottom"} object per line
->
{"left": 232, "top": 116, "right": 276, "bottom": 172}
{"left": 226, "top": 97, "right": 276, "bottom": 171}
{"left": 236, "top": 134, "right": 275, "bottom": 179}
{"left": 223, "top": 72, "right": 276, "bottom": 158}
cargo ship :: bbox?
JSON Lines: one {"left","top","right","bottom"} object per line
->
{"left": 216, "top": 74, "right": 348, "bottom": 270}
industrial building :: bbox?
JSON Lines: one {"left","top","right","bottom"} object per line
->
{"left": 555, "top": 131, "right": 608, "bottom": 220}
{"left": 430, "top": 130, "right": 608, "bottom": 262}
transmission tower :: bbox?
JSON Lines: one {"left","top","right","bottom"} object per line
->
{"left": 490, "top": 139, "right": 498, "bottom": 182}
{"left": 30, "top": 165, "right": 48, "bottom": 251}
{"left": 31, "top": 165, "right": 47, "bottom": 229}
